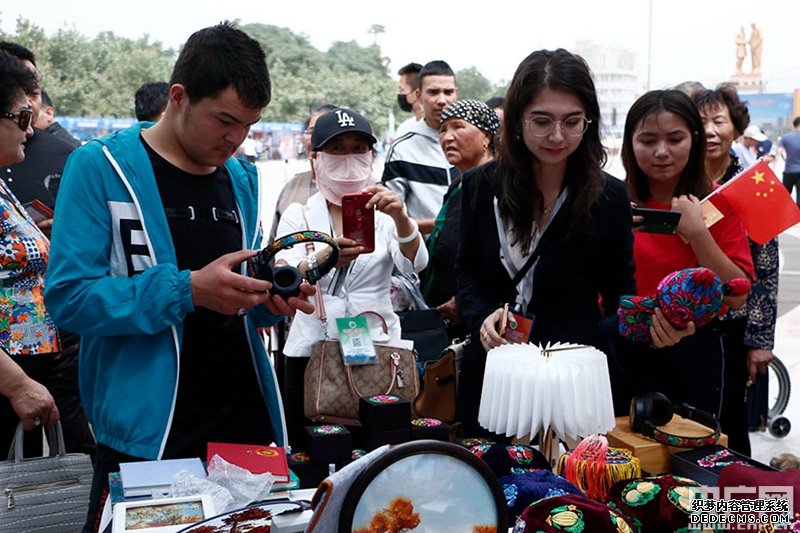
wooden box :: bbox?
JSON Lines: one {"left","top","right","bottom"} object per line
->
{"left": 606, "top": 415, "right": 728, "bottom": 475}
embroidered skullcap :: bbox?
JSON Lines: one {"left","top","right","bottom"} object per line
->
{"left": 514, "top": 494, "right": 635, "bottom": 533}
{"left": 606, "top": 474, "right": 703, "bottom": 533}
{"left": 440, "top": 99, "right": 500, "bottom": 135}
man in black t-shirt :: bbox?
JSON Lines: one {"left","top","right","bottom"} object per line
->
{"left": 44, "top": 24, "right": 316, "bottom": 532}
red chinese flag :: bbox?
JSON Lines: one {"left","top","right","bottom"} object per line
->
{"left": 713, "top": 160, "right": 800, "bottom": 244}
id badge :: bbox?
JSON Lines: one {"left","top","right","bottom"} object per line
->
{"left": 502, "top": 311, "right": 534, "bottom": 344}
{"left": 336, "top": 316, "right": 377, "bottom": 366}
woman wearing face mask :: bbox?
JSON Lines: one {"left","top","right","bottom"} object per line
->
{"left": 275, "top": 108, "right": 427, "bottom": 447}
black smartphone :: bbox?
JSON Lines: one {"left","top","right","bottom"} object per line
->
{"left": 632, "top": 207, "right": 681, "bottom": 234}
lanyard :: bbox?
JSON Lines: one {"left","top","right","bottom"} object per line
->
{"left": 494, "top": 189, "right": 567, "bottom": 311}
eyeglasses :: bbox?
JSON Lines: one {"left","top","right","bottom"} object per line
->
{"left": 524, "top": 115, "right": 591, "bottom": 137}
{"left": 1, "top": 108, "right": 33, "bottom": 132}
{"left": 303, "top": 127, "right": 314, "bottom": 136}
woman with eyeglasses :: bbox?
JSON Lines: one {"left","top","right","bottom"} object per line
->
{"left": 454, "top": 49, "right": 636, "bottom": 436}
{"left": 0, "top": 50, "right": 60, "bottom": 442}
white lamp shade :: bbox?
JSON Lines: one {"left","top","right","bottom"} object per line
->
{"left": 478, "top": 342, "right": 616, "bottom": 441}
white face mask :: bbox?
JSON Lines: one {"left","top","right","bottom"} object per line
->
{"left": 313, "top": 152, "right": 373, "bottom": 205}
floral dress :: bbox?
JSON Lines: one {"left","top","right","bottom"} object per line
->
{"left": 0, "top": 182, "right": 59, "bottom": 354}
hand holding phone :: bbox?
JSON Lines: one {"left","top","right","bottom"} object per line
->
{"left": 632, "top": 207, "right": 681, "bottom": 235}
{"left": 341, "top": 192, "right": 375, "bottom": 253}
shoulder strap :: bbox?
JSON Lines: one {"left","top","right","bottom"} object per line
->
{"left": 510, "top": 233, "right": 549, "bottom": 287}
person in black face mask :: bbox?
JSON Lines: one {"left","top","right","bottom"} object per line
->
{"left": 396, "top": 62, "right": 423, "bottom": 137}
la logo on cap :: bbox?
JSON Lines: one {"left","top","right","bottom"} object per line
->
{"left": 335, "top": 109, "right": 355, "bottom": 128}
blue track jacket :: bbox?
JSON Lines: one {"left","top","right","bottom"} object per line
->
{"left": 45, "top": 123, "right": 286, "bottom": 460}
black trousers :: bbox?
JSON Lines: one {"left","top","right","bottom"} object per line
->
{"left": 717, "top": 318, "right": 751, "bottom": 456}
{"left": 784, "top": 172, "right": 800, "bottom": 206}
{"left": 608, "top": 319, "right": 750, "bottom": 455}
{"left": 0, "top": 347, "right": 95, "bottom": 458}
{"left": 83, "top": 444, "right": 141, "bottom": 533}
{"left": 283, "top": 355, "right": 311, "bottom": 451}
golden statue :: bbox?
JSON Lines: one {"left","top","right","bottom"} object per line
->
{"left": 735, "top": 26, "right": 747, "bottom": 75}
{"left": 749, "top": 23, "right": 763, "bottom": 75}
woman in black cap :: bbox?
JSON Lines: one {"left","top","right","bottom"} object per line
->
{"left": 274, "top": 108, "right": 428, "bottom": 447}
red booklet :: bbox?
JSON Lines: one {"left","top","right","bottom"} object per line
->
{"left": 207, "top": 442, "right": 289, "bottom": 482}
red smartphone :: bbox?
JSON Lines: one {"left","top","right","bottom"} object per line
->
{"left": 341, "top": 192, "right": 375, "bottom": 253}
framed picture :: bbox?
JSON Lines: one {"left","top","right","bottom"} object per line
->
{"left": 339, "top": 440, "right": 508, "bottom": 533}
{"left": 112, "top": 495, "right": 215, "bottom": 533}
{"left": 176, "top": 499, "right": 307, "bottom": 532}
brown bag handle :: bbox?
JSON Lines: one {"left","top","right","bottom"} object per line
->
{"left": 345, "top": 351, "right": 401, "bottom": 398}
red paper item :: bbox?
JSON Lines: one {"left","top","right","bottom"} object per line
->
{"left": 207, "top": 442, "right": 289, "bottom": 482}
{"left": 711, "top": 160, "right": 800, "bottom": 244}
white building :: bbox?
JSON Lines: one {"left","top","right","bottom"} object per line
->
{"left": 573, "top": 41, "right": 640, "bottom": 140}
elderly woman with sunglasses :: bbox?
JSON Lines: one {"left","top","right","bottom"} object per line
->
{"left": 0, "top": 50, "right": 60, "bottom": 439}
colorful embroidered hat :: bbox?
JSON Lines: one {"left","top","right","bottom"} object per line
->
{"left": 514, "top": 493, "right": 635, "bottom": 532}
{"left": 618, "top": 267, "right": 751, "bottom": 342}
{"left": 500, "top": 469, "right": 585, "bottom": 521}
{"left": 606, "top": 474, "right": 702, "bottom": 533}
{"left": 469, "top": 442, "right": 551, "bottom": 478}
{"left": 556, "top": 435, "right": 641, "bottom": 501}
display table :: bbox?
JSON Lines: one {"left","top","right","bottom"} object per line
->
{"left": 607, "top": 415, "right": 728, "bottom": 474}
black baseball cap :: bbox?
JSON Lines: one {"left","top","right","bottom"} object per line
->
{"left": 311, "top": 107, "right": 377, "bottom": 151}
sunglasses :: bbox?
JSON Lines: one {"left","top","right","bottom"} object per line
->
{"left": 1, "top": 108, "right": 34, "bottom": 131}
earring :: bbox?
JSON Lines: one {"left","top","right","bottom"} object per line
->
{"left": 482, "top": 143, "right": 488, "bottom": 152}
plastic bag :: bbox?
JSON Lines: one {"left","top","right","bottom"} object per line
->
{"left": 206, "top": 454, "right": 275, "bottom": 509}
{"left": 170, "top": 469, "right": 235, "bottom": 513}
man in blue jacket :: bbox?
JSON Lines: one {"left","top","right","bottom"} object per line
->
{"left": 44, "top": 22, "right": 314, "bottom": 531}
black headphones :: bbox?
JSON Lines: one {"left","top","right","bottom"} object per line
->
{"left": 249, "top": 231, "right": 339, "bottom": 299}
{"left": 629, "top": 392, "right": 721, "bottom": 448}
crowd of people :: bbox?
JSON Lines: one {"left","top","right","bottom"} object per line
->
{"left": 0, "top": 20, "right": 797, "bottom": 532}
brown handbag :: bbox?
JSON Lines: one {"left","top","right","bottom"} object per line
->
{"left": 303, "top": 306, "right": 419, "bottom": 425}
{"left": 412, "top": 336, "right": 470, "bottom": 424}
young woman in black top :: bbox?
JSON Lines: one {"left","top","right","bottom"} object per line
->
{"left": 454, "top": 49, "right": 640, "bottom": 435}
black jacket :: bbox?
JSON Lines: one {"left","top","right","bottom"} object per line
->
{"left": 455, "top": 161, "right": 636, "bottom": 348}
{"left": 0, "top": 128, "right": 75, "bottom": 208}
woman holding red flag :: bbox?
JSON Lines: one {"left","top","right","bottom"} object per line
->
{"left": 690, "top": 84, "right": 780, "bottom": 454}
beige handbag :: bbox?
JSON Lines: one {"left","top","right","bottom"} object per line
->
{"left": 303, "top": 304, "right": 419, "bottom": 425}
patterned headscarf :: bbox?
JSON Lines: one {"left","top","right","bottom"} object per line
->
{"left": 440, "top": 99, "right": 500, "bottom": 135}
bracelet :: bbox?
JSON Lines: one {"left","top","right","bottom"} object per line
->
{"left": 306, "top": 252, "right": 318, "bottom": 270}
{"left": 394, "top": 219, "right": 420, "bottom": 244}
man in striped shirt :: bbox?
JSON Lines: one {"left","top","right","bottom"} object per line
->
{"left": 382, "top": 60, "right": 458, "bottom": 236}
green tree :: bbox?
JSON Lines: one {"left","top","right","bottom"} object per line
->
{"left": 455, "top": 66, "right": 494, "bottom": 102}
{"left": 0, "top": 15, "right": 494, "bottom": 135}
{"left": 3, "top": 16, "right": 174, "bottom": 117}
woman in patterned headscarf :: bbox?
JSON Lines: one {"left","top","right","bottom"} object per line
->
{"left": 422, "top": 99, "right": 500, "bottom": 337}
